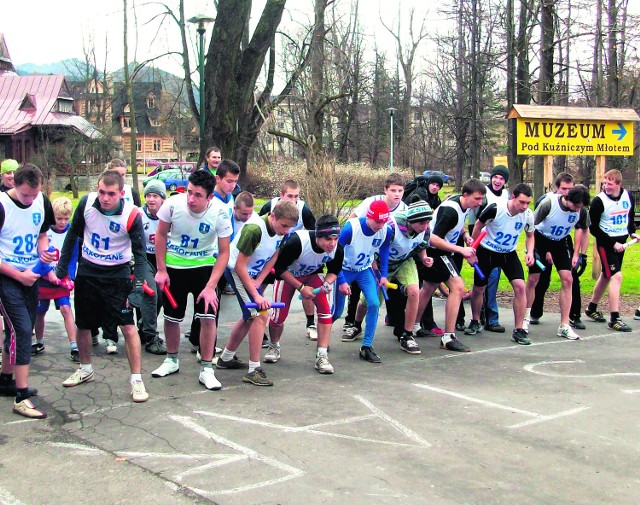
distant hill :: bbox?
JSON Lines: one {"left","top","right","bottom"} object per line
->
{"left": 17, "top": 59, "right": 197, "bottom": 106}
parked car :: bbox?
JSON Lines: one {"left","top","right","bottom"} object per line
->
{"left": 479, "top": 171, "right": 491, "bottom": 184}
{"left": 143, "top": 168, "right": 189, "bottom": 191}
{"left": 146, "top": 161, "right": 197, "bottom": 178}
{"left": 422, "top": 170, "right": 455, "bottom": 184}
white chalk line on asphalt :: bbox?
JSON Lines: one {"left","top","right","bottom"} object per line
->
{"left": 435, "top": 331, "right": 625, "bottom": 360}
{"left": 170, "top": 414, "right": 305, "bottom": 497}
{"left": 413, "top": 383, "right": 590, "bottom": 430}
{"left": 0, "top": 486, "right": 27, "bottom": 505}
{"left": 524, "top": 359, "right": 640, "bottom": 378}
{"left": 194, "top": 394, "right": 431, "bottom": 448}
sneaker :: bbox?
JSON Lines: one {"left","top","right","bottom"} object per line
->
{"left": 412, "top": 323, "right": 422, "bottom": 332}
{"left": 216, "top": 355, "right": 246, "bottom": 369}
{"left": 440, "top": 336, "right": 470, "bottom": 352}
{"left": 608, "top": 319, "right": 632, "bottom": 332}
{"left": 384, "top": 314, "right": 391, "bottom": 326}
{"left": 243, "top": 367, "right": 273, "bottom": 386}
{"left": 399, "top": 334, "right": 421, "bottom": 354}
{"left": 31, "top": 342, "right": 45, "bottom": 355}
{"left": 359, "top": 346, "right": 382, "bottom": 363}
{"left": 484, "top": 323, "right": 506, "bottom": 333}
{"left": 306, "top": 324, "right": 318, "bottom": 341}
{"left": 464, "top": 320, "right": 483, "bottom": 335}
{"left": 151, "top": 358, "right": 179, "bottom": 377}
{"left": 569, "top": 317, "right": 586, "bottom": 330}
{"left": 315, "top": 355, "right": 335, "bottom": 374}
{"left": 343, "top": 321, "right": 355, "bottom": 331}
{"left": 0, "top": 380, "right": 38, "bottom": 397}
{"left": 511, "top": 328, "right": 531, "bottom": 345}
{"left": 105, "top": 339, "right": 118, "bottom": 354}
{"left": 585, "top": 308, "right": 606, "bottom": 323}
{"left": 341, "top": 326, "right": 362, "bottom": 342}
{"left": 264, "top": 345, "right": 281, "bottom": 363}
{"left": 529, "top": 317, "right": 540, "bottom": 325}
{"left": 131, "top": 381, "right": 150, "bottom": 402}
{"left": 196, "top": 349, "right": 201, "bottom": 363}
{"left": 199, "top": 368, "right": 222, "bottom": 390}
{"left": 145, "top": 337, "right": 167, "bottom": 355}
{"left": 416, "top": 327, "right": 437, "bottom": 338}
{"left": 557, "top": 324, "right": 580, "bottom": 340}
{"left": 635, "top": 309, "right": 640, "bottom": 321}
{"left": 261, "top": 334, "right": 270, "bottom": 348}
{"left": 70, "top": 349, "right": 80, "bottom": 363}
{"left": 63, "top": 368, "right": 95, "bottom": 387}
{"left": 522, "top": 318, "right": 530, "bottom": 334}
{"left": 427, "top": 327, "right": 444, "bottom": 336}
{"left": 455, "top": 322, "right": 466, "bottom": 332}
{"left": 13, "top": 398, "right": 47, "bottom": 419}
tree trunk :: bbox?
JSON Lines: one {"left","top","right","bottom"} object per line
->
{"left": 123, "top": 0, "right": 139, "bottom": 190}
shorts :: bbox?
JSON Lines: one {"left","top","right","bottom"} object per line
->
{"left": 421, "top": 254, "right": 460, "bottom": 284}
{"left": 529, "top": 231, "right": 572, "bottom": 274}
{"left": 163, "top": 266, "right": 218, "bottom": 323}
{"left": 37, "top": 296, "right": 71, "bottom": 314}
{"left": 475, "top": 247, "right": 523, "bottom": 287}
{"left": 596, "top": 241, "right": 625, "bottom": 279}
{"left": 74, "top": 276, "right": 134, "bottom": 330}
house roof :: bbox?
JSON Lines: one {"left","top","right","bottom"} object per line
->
{"left": 0, "top": 34, "right": 16, "bottom": 74}
{"left": 0, "top": 74, "right": 100, "bottom": 137}
{"left": 112, "top": 81, "right": 163, "bottom": 135}
{"left": 508, "top": 104, "right": 640, "bottom": 121}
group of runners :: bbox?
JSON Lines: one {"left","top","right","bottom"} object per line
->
{"left": 0, "top": 153, "right": 637, "bottom": 420}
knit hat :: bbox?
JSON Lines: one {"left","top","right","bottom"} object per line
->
{"left": 1, "top": 159, "right": 19, "bottom": 174}
{"left": 406, "top": 199, "right": 433, "bottom": 223}
{"left": 366, "top": 200, "right": 390, "bottom": 223}
{"left": 315, "top": 214, "right": 341, "bottom": 238}
{"left": 427, "top": 175, "right": 444, "bottom": 189}
{"left": 144, "top": 179, "right": 166, "bottom": 199}
{"left": 490, "top": 164, "right": 510, "bottom": 183}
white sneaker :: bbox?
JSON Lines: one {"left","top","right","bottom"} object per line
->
{"left": 63, "top": 368, "right": 95, "bottom": 387}
{"left": 196, "top": 349, "right": 201, "bottom": 363}
{"left": 264, "top": 344, "right": 281, "bottom": 363}
{"left": 412, "top": 323, "right": 421, "bottom": 332}
{"left": 151, "top": 358, "right": 179, "bottom": 377}
{"left": 557, "top": 324, "right": 580, "bottom": 340}
{"left": 131, "top": 380, "right": 149, "bottom": 402}
{"left": 315, "top": 355, "right": 334, "bottom": 374}
{"left": 306, "top": 324, "right": 318, "bottom": 341}
{"left": 199, "top": 368, "right": 222, "bottom": 390}
{"left": 522, "top": 318, "right": 530, "bottom": 334}
{"left": 105, "top": 339, "right": 118, "bottom": 354}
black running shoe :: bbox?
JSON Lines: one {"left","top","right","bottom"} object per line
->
{"left": 511, "top": 328, "right": 531, "bottom": 345}
{"left": 440, "top": 336, "right": 470, "bottom": 352}
{"left": 585, "top": 308, "right": 606, "bottom": 323}
{"left": 359, "top": 346, "right": 382, "bottom": 363}
{"left": 569, "top": 318, "right": 586, "bottom": 330}
{"left": 464, "top": 320, "right": 483, "bottom": 335}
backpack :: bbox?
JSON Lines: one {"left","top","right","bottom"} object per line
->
{"left": 402, "top": 175, "right": 429, "bottom": 204}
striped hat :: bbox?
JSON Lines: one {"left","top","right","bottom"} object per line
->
{"left": 406, "top": 199, "right": 433, "bottom": 223}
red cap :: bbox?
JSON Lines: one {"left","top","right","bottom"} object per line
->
{"left": 366, "top": 200, "right": 390, "bottom": 222}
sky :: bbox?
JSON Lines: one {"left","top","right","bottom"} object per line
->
{"left": 2, "top": 0, "right": 434, "bottom": 78}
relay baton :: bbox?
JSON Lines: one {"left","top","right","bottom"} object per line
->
{"left": 298, "top": 286, "right": 323, "bottom": 300}
{"left": 245, "top": 301, "right": 286, "bottom": 309}
{"left": 162, "top": 284, "right": 178, "bottom": 309}
{"left": 622, "top": 238, "right": 639, "bottom": 250}
{"left": 32, "top": 246, "right": 59, "bottom": 276}
{"left": 385, "top": 281, "right": 398, "bottom": 290}
{"left": 469, "top": 231, "right": 486, "bottom": 280}
{"left": 373, "top": 269, "right": 389, "bottom": 301}
{"left": 57, "top": 277, "right": 75, "bottom": 291}
{"left": 525, "top": 249, "right": 546, "bottom": 271}
{"left": 142, "top": 281, "right": 155, "bottom": 296}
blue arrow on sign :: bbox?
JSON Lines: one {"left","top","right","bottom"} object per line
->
{"left": 612, "top": 123, "right": 627, "bottom": 141}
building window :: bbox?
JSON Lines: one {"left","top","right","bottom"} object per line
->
{"left": 151, "top": 118, "right": 160, "bottom": 127}
{"left": 153, "top": 140, "right": 161, "bottom": 151}
{"left": 56, "top": 99, "right": 74, "bottom": 113}
{"left": 122, "top": 116, "right": 130, "bottom": 128}
{"left": 277, "top": 109, "right": 285, "bottom": 117}
{"left": 136, "top": 140, "right": 142, "bottom": 151}
{"left": 147, "top": 95, "right": 155, "bottom": 108}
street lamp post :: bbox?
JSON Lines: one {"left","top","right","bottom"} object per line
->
{"left": 387, "top": 107, "right": 397, "bottom": 171}
{"left": 188, "top": 14, "right": 215, "bottom": 158}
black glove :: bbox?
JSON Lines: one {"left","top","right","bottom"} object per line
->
{"left": 574, "top": 253, "right": 588, "bottom": 277}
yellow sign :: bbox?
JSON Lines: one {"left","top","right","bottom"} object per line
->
{"left": 493, "top": 155, "right": 508, "bottom": 167}
{"left": 516, "top": 119, "right": 634, "bottom": 156}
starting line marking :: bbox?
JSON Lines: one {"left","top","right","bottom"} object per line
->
{"left": 194, "top": 394, "right": 431, "bottom": 448}
{"left": 413, "top": 383, "right": 589, "bottom": 430}
{"left": 524, "top": 360, "right": 640, "bottom": 378}
{"left": 171, "top": 414, "right": 305, "bottom": 497}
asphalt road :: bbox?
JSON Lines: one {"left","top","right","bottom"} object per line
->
{"left": 2, "top": 294, "right": 639, "bottom": 505}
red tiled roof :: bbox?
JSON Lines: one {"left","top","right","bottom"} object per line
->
{"left": 0, "top": 74, "right": 99, "bottom": 137}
